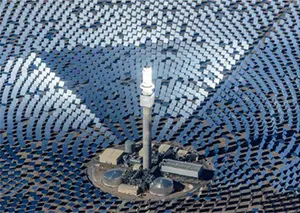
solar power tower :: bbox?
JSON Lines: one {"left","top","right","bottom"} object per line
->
{"left": 140, "top": 67, "right": 155, "bottom": 169}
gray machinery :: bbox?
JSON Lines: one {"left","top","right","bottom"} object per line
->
{"left": 125, "top": 140, "right": 135, "bottom": 154}
{"left": 140, "top": 66, "right": 155, "bottom": 170}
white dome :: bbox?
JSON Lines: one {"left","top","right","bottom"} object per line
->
{"left": 103, "top": 168, "right": 124, "bottom": 187}
{"left": 150, "top": 177, "right": 173, "bottom": 196}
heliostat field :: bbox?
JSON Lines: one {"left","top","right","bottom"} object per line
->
{"left": 0, "top": 0, "right": 299, "bottom": 212}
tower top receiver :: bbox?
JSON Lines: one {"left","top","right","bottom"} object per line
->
{"left": 141, "top": 66, "right": 155, "bottom": 95}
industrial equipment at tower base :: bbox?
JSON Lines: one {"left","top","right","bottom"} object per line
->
{"left": 87, "top": 140, "right": 214, "bottom": 200}
{"left": 86, "top": 67, "right": 214, "bottom": 200}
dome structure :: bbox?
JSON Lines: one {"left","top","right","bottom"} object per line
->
{"left": 149, "top": 177, "right": 174, "bottom": 196}
{"left": 103, "top": 168, "right": 124, "bottom": 187}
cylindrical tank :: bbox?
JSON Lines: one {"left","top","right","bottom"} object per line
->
{"left": 125, "top": 140, "right": 135, "bottom": 154}
{"left": 103, "top": 168, "right": 124, "bottom": 187}
{"left": 149, "top": 177, "right": 173, "bottom": 196}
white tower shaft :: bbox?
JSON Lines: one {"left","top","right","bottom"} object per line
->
{"left": 140, "top": 67, "right": 155, "bottom": 170}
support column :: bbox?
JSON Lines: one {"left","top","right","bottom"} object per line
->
{"left": 142, "top": 106, "right": 152, "bottom": 169}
